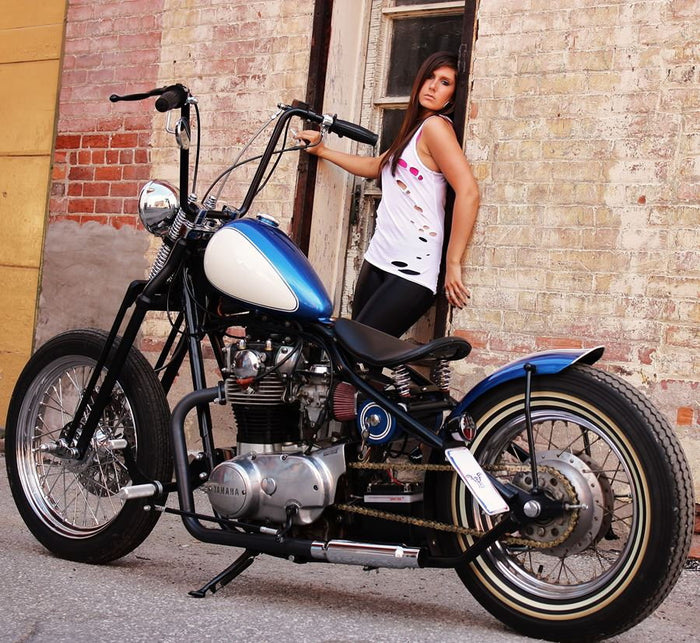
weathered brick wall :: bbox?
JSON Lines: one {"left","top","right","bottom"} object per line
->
{"left": 453, "top": 0, "right": 699, "bottom": 489}
{"left": 38, "top": 0, "right": 166, "bottom": 347}
{"left": 43, "top": 0, "right": 314, "bottom": 346}
{"left": 141, "top": 0, "right": 315, "bottom": 347}
{"left": 50, "top": 0, "right": 164, "bottom": 227}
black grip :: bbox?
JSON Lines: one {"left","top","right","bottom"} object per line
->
{"left": 154, "top": 85, "right": 189, "bottom": 112}
{"left": 330, "top": 118, "right": 378, "bottom": 146}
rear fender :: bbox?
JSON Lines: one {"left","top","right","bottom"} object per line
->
{"left": 448, "top": 346, "right": 605, "bottom": 421}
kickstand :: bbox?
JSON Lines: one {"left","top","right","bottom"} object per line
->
{"left": 189, "top": 549, "right": 257, "bottom": 598}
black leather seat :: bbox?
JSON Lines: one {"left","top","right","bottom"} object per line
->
{"left": 333, "top": 318, "right": 471, "bottom": 368}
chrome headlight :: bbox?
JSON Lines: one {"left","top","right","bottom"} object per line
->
{"left": 138, "top": 180, "right": 179, "bottom": 236}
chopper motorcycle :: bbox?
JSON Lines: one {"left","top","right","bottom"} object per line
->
{"left": 5, "top": 84, "right": 694, "bottom": 642}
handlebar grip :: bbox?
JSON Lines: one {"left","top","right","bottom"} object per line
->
{"left": 329, "top": 118, "right": 378, "bottom": 147}
{"left": 154, "top": 85, "right": 189, "bottom": 113}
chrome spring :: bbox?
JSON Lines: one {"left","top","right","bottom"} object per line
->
{"left": 149, "top": 208, "right": 188, "bottom": 279}
{"left": 431, "top": 359, "right": 451, "bottom": 392}
{"left": 391, "top": 365, "right": 411, "bottom": 398}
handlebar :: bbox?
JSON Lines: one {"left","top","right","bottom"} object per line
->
{"left": 110, "top": 84, "right": 189, "bottom": 112}
{"left": 327, "top": 117, "right": 377, "bottom": 146}
{"left": 293, "top": 101, "right": 376, "bottom": 146}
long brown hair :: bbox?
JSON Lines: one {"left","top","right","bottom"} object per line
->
{"left": 379, "top": 51, "right": 458, "bottom": 177}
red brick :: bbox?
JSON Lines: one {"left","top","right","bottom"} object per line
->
{"left": 55, "top": 135, "right": 81, "bottom": 150}
{"left": 111, "top": 216, "right": 139, "bottom": 229}
{"left": 123, "top": 165, "right": 151, "bottom": 180}
{"left": 68, "top": 183, "right": 83, "bottom": 196}
{"left": 454, "top": 329, "right": 488, "bottom": 349}
{"left": 677, "top": 407, "right": 694, "bottom": 425}
{"left": 52, "top": 165, "right": 66, "bottom": 180}
{"left": 134, "top": 149, "right": 149, "bottom": 164}
{"left": 83, "top": 182, "right": 110, "bottom": 197}
{"left": 95, "top": 166, "right": 122, "bottom": 181}
{"left": 95, "top": 198, "right": 123, "bottom": 214}
{"left": 111, "top": 133, "right": 139, "bottom": 148}
{"left": 78, "top": 150, "right": 91, "bottom": 164}
{"left": 69, "top": 166, "right": 94, "bottom": 181}
{"left": 110, "top": 181, "right": 138, "bottom": 197}
{"left": 68, "top": 198, "right": 96, "bottom": 213}
{"left": 536, "top": 337, "right": 584, "bottom": 350}
{"left": 82, "top": 134, "right": 109, "bottom": 148}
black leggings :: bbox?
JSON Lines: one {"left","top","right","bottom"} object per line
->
{"left": 351, "top": 261, "right": 435, "bottom": 337}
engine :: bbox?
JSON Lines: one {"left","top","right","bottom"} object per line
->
{"left": 203, "top": 336, "right": 356, "bottom": 526}
{"left": 204, "top": 444, "right": 346, "bottom": 524}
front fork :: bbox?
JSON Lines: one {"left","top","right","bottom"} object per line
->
{"left": 55, "top": 239, "right": 215, "bottom": 468}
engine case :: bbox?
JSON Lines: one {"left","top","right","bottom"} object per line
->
{"left": 204, "top": 444, "right": 346, "bottom": 525}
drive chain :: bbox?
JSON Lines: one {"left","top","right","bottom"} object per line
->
{"left": 339, "top": 461, "right": 579, "bottom": 549}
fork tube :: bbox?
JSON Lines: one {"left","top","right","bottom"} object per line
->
{"left": 71, "top": 240, "right": 187, "bottom": 457}
{"left": 182, "top": 271, "right": 216, "bottom": 469}
{"left": 179, "top": 102, "right": 190, "bottom": 199}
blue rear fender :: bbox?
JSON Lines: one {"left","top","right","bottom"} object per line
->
{"left": 448, "top": 346, "right": 605, "bottom": 420}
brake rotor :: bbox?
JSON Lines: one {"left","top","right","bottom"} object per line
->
{"left": 513, "top": 450, "right": 609, "bottom": 556}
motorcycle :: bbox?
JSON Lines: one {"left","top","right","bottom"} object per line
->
{"left": 5, "top": 83, "right": 694, "bottom": 642}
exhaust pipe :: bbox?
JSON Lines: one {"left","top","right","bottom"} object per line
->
{"left": 311, "top": 540, "right": 423, "bottom": 569}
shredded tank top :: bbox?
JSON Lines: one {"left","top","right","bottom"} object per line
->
{"left": 364, "top": 116, "right": 448, "bottom": 294}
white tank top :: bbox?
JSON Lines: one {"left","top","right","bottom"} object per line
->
{"left": 364, "top": 117, "right": 448, "bottom": 293}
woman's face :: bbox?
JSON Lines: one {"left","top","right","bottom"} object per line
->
{"left": 418, "top": 65, "right": 457, "bottom": 113}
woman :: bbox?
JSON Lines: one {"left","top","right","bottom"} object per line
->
{"left": 298, "top": 51, "right": 479, "bottom": 337}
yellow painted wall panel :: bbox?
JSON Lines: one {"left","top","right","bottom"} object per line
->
{"left": 0, "top": 265, "right": 39, "bottom": 355}
{"left": 0, "top": 349, "right": 34, "bottom": 423}
{"left": 0, "top": 1, "right": 66, "bottom": 30}
{"left": 0, "top": 0, "right": 66, "bottom": 422}
{"left": 0, "top": 23, "right": 64, "bottom": 64}
{"left": 0, "top": 265, "right": 40, "bottom": 418}
{"left": 0, "top": 156, "right": 51, "bottom": 268}
{"left": 0, "top": 60, "right": 61, "bottom": 156}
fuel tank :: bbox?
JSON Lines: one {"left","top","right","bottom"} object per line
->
{"left": 203, "top": 215, "right": 333, "bottom": 322}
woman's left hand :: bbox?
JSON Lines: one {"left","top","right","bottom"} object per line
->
{"left": 444, "top": 261, "right": 471, "bottom": 308}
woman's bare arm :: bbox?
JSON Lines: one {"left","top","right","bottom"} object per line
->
{"left": 420, "top": 117, "right": 480, "bottom": 309}
{"left": 297, "top": 130, "right": 384, "bottom": 179}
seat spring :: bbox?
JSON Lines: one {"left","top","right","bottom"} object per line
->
{"left": 392, "top": 365, "right": 411, "bottom": 397}
{"left": 432, "top": 359, "right": 451, "bottom": 391}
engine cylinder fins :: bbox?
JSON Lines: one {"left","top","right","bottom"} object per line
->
{"left": 233, "top": 402, "right": 300, "bottom": 446}
{"left": 225, "top": 376, "right": 286, "bottom": 405}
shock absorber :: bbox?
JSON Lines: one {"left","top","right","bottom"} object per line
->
{"left": 391, "top": 365, "right": 411, "bottom": 398}
{"left": 149, "top": 206, "right": 189, "bottom": 278}
{"left": 431, "top": 359, "right": 451, "bottom": 392}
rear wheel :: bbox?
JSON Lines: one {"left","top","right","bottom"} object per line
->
{"left": 5, "top": 329, "right": 172, "bottom": 563}
{"left": 434, "top": 365, "right": 693, "bottom": 641}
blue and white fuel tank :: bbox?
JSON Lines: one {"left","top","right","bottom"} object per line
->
{"left": 203, "top": 214, "right": 333, "bottom": 322}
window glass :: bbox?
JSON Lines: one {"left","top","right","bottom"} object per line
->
{"left": 386, "top": 15, "right": 463, "bottom": 96}
{"left": 380, "top": 109, "right": 405, "bottom": 154}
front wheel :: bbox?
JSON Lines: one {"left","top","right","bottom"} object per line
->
{"left": 5, "top": 329, "right": 172, "bottom": 563}
{"left": 433, "top": 365, "right": 694, "bottom": 641}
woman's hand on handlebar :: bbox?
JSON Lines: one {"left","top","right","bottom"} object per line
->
{"left": 295, "top": 129, "right": 325, "bottom": 155}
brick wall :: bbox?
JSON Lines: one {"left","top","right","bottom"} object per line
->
{"left": 49, "top": 0, "right": 164, "bottom": 228}
{"left": 43, "top": 0, "right": 314, "bottom": 347}
{"left": 452, "top": 0, "right": 699, "bottom": 486}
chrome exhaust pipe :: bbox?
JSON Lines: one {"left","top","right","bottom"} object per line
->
{"left": 310, "top": 539, "right": 423, "bottom": 569}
